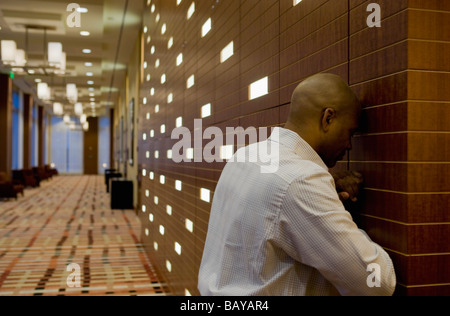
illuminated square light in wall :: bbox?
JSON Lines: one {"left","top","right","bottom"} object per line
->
{"left": 150, "top": 129, "right": 155, "bottom": 138}
{"left": 145, "top": 189, "right": 150, "bottom": 197}
{"left": 155, "top": 13, "right": 160, "bottom": 23}
{"left": 151, "top": 4, "right": 155, "bottom": 13}
{"left": 185, "top": 218, "right": 194, "bottom": 233}
{"left": 186, "top": 148, "right": 194, "bottom": 160}
{"left": 146, "top": 112, "right": 150, "bottom": 120}
{"left": 154, "top": 150, "right": 159, "bottom": 159}
{"left": 149, "top": 171, "right": 154, "bottom": 180}
{"left": 143, "top": 97, "right": 147, "bottom": 104}
{"left": 176, "top": 116, "right": 183, "bottom": 128}
{"left": 146, "top": 151, "right": 150, "bottom": 159}
{"left": 145, "top": 228, "right": 149, "bottom": 236}
{"left": 168, "top": 37, "right": 174, "bottom": 49}
{"left": 149, "top": 213, "right": 154, "bottom": 222}
{"left": 186, "top": 75, "right": 195, "bottom": 89}
{"left": 151, "top": 45, "right": 155, "bottom": 54}
{"left": 166, "top": 205, "right": 172, "bottom": 216}
{"left": 142, "top": 169, "right": 147, "bottom": 177}
{"left": 143, "top": 61, "right": 148, "bottom": 69}
{"left": 159, "top": 225, "right": 165, "bottom": 235}
{"left": 202, "top": 18, "right": 212, "bottom": 37}
{"left": 220, "top": 145, "right": 234, "bottom": 160}
{"left": 154, "top": 196, "right": 159, "bottom": 205}
{"left": 142, "top": 133, "right": 147, "bottom": 141}
{"left": 176, "top": 53, "right": 183, "bottom": 66}
{"left": 220, "top": 41, "right": 234, "bottom": 63}
{"left": 167, "top": 149, "right": 173, "bottom": 159}
{"left": 161, "top": 23, "right": 167, "bottom": 35}
{"left": 150, "top": 88, "right": 155, "bottom": 96}
{"left": 155, "top": 59, "right": 160, "bottom": 68}
{"left": 201, "top": 103, "right": 212, "bottom": 118}
{"left": 166, "top": 260, "right": 172, "bottom": 272}
{"left": 167, "top": 93, "right": 173, "bottom": 103}
{"left": 175, "top": 180, "right": 182, "bottom": 191}
{"left": 147, "top": 35, "right": 151, "bottom": 44}
{"left": 146, "top": 74, "right": 151, "bottom": 82}
{"left": 200, "top": 188, "right": 211, "bottom": 203}
{"left": 175, "top": 242, "right": 182, "bottom": 255}
{"left": 154, "top": 242, "right": 158, "bottom": 251}
{"left": 187, "top": 2, "right": 195, "bottom": 20}
{"left": 293, "top": 0, "right": 302, "bottom": 6}
{"left": 161, "top": 74, "right": 166, "bottom": 84}
{"left": 160, "top": 175, "right": 165, "bottom": 184}
{"left": 249, "top": 76, "right": 269, "bottom": 100}
{"left": 155, "top": 105, "right": 160, "bottom": 113}
{"left": 144, "top": 26, "right": 148, "bottom": 33}
{"left": 142, "top": 205, "right": 147, "bottom": 213}
{"left": 160, "top": 124, "right": 166, "bottom": 134}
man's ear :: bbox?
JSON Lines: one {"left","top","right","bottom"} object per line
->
{"left": 321, "top": 108, "right": 336, "bottom": 132}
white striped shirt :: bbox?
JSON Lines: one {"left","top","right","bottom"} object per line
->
{"left": 198, "top": 127, "right": 396, "bottom": 296}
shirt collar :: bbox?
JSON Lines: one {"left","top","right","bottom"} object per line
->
{"left": 269, "top": 127, "right": 329, "bottom": 171}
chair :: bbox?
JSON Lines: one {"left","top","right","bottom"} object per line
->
{"left": 13, "top": 169, "right": 38, "bottom": 188}
{"left": 0, "top": 172, "right": 24, "bottom": 199}
{"left": 45, "top": 165, "right": 58, "bottom": 177}
{"left": 33, "top": 166, "right": 50, "bottom": 182}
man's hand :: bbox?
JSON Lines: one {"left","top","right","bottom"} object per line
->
{"left": 332, "top": 171, "right": 364, "bottom": 202}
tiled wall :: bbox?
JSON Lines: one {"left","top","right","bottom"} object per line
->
{"left": 137, "top": 0, "right": 449, "bottom": 296}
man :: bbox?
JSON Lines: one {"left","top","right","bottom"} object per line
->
{"left": 198, "top": 73, "right": 396, "bottom": 296}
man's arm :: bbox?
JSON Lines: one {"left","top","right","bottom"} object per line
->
{"left": 277, "top": 168, "right": 396, "bottom": 296}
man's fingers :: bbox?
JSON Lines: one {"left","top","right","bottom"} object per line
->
{"left": 338, "top": 192, "right": 350, "bottom": 202}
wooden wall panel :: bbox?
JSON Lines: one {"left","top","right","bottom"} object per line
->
{"left": 137, "top": 0, "right": 449, "bottom": 296}
{"left": 0, "top": 74, "right": 12, "bottom": 176}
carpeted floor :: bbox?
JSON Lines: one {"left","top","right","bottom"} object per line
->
{"left": 0, "top": 175, "right": 166, "bottom": 296}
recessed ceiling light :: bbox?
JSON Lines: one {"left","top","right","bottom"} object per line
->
{"left": 86, "top": 72, "right": 93, "bottom": 76}
{"left": 35, "top": 78, "right": 42, "bottom": 83}
{"left": 77, "top": 7, "right": 88, "bottom": 13}
{"left": 82, "top": 49, "right": 91, "bottom": 54}
{"left": 87, "top": 80, "right": 94, "bottom": 85}
{"left": 85, "top": 62, "right": 93, "bottom": 67}
{"left": 89, "top": 93, "right": 95, "bottom": 97}
{"left": 88, "top": 87, "right": 94, "bottom": 91}
{"left": 80, "top": 31, "right": 90, "bottom": 36}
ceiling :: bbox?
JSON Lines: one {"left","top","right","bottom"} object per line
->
{"left": 0, "top": 0, "right": 144, "bottom": 117}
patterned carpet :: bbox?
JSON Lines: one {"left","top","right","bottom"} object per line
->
{"left": 0, "top": 175, "right": 166, "bottom": 296}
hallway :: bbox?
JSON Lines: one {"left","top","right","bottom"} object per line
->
{"left": 0, "top": 175, "right": 166, "bottom": 296}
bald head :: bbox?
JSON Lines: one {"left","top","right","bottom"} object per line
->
{"left": 288, "top": 73, "right": 360, "bottom": 126}
{"left": 285, "top": 73, "right": 361, "bottom": 167}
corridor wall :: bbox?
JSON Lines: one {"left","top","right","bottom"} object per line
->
{"left": 137, "top": 0, "right": 449, "bottom": 296}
